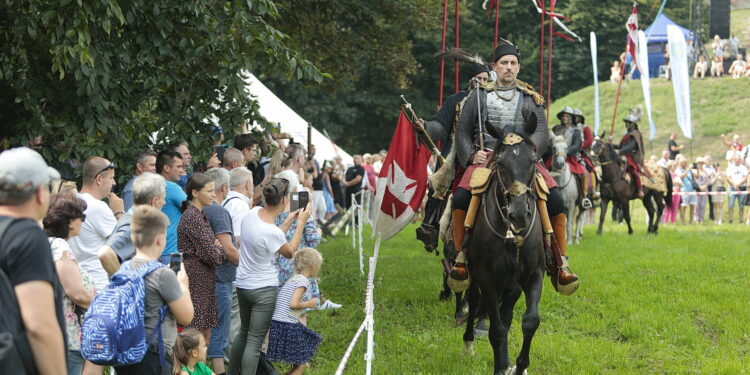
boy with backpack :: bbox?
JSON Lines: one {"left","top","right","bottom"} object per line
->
{"left": 82, "top": 205, "right": 194, "bottom": 375}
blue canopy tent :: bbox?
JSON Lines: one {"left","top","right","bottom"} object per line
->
{"left": 631, "top": 14, "right": 693, "bottom": 79}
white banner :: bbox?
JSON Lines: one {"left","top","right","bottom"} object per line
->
{"left": 590, "top": 32, "right": 600, "bottom": 134}
{"left": 637, "top": 30, "right": 656, "bottom": 140}
{"left": 667, "top": 25, "right": 692, "bottom": 139}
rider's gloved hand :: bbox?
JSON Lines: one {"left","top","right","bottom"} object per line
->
{"left": 472, "top": 150, "right": 488, "bottom": 165}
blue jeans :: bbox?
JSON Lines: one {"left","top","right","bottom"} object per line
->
{"left": 68, "top": 350, "right": 84, "bottom": 375}
{"left": 209, "top": 281, "right": 233, "bottom": 358}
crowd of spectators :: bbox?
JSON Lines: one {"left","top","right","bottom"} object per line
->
{"left": 0, "top": 130, "right": 366, "bottom": 375}
{"left": 658, "top": 133, "right": 750, "bottom": 225}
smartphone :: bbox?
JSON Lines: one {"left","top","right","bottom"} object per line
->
{"left": 169, "top": 253, "right": 182, "bottom": 274}
{"left": 289, "top": 191, "right": 309, "bottom": 212}
{"left": 298, "top": 191, "right": 309, "bottom": 211}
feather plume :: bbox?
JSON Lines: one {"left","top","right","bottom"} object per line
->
{"left": 433, "top": 48, "right": 487, "bottom": 66}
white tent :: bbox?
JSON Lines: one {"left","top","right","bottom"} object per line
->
{"left": 244, "top": 73, "right": 353, "bottom": 166}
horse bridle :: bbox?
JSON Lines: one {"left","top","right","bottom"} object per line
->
{"left": 481, "top": 164, "right": 538, "bottom": 247}
{"left": 551, "top": 138, "right": 574, "bottom": 190}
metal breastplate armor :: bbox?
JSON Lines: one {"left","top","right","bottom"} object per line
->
{"left": 481, "top": 89, "right": 522, "bottom": 150}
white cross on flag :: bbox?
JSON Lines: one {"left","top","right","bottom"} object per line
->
{"left": 372, "top": 110, "right": 431, "bottom": 240}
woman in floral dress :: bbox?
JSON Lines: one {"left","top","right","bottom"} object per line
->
{"left": 178, "top": 173, "right": 227, "bottom": 343}
{"left": 43, "top": 194, "right": 96, "bottom": 375}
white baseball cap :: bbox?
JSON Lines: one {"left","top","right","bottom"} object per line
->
{"left": 0, "top": 147, "right": 60, "bottom": 191}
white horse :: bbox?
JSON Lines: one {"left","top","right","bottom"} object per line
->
{"left": 550, "top": 135, "right": 586, "bottom": 244}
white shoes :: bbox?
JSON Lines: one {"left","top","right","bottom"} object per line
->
{"left": 318, "top": 299, "right": 342, "bottom": 310}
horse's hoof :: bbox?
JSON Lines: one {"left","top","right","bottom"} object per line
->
{"left": 507, "top": 366, "right": 528, "bottom": 375}
{"left": 463, "top": 341, "right": 474, "bottom": 356}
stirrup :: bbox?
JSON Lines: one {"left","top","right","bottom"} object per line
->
{"left": 581, "top": 197, "right": 593, "bottom": 209}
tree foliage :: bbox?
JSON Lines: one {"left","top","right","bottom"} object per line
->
{"left": 1, "top": 0, "right": 324, "bottom": 179}
{"left": 257, "top": 0, "right": 699, "bottom": 153}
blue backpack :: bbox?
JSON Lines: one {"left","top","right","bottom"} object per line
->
{"left": 81, "top": 260, "right": 168, "bottom": 366}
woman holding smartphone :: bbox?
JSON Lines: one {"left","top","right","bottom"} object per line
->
{"left": 229, "top": 177, "right": 311, "bottom": 375}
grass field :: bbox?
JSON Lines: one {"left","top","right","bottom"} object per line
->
{"left": 549, "top": 77, "right": 750, "bottom": 163}
{"left": 299, "top": 205, "right": 750, "bottom": 374}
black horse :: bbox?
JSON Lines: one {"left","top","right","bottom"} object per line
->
{"left": 462, "top": 126, "right": 545, "bottom": 375}
{"left": 595, "top": 142, "right": 672, "bottom": 235}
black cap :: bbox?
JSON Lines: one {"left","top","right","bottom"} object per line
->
{"left": 492, "top": 43, "right": 520, "bottom": 63}
{"left": 469, "top": 63, "right": 490, "bottom": 78}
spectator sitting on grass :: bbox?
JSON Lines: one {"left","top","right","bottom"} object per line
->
{"left": 711, "top": 55, "right": 723, "bottom": 77}
{"left": 692, "top": 55, "right": 708, "bottom": 79}
{"left": 728, "top": 54, "right": 747, "bottom": 79}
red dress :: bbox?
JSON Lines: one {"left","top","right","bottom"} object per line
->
{"left": 178, "top": 204, "right": 226, "bottom": 330}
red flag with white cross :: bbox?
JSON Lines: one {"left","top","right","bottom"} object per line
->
{"left": 372, "top": 110, "right": 431, "bottom": 240}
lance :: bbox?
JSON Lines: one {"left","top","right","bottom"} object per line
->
{"left": 400, "top": 95, "right": 446, "bottom": 165}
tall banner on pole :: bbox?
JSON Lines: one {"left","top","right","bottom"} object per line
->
{"left": 667, "top": 25, "right": 693, "bottom": 139}
{"left": 590, "top": 32, "right": 600, "bottom": 134}
{"left": 637, "top": 30, "right": 656, "bottom": 140}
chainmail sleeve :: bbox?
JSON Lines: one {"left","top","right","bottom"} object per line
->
{"left": 456, "top": 88, "right": 482, "bottom": 168}
{"left": 424, "top": 120, "right": 449, "bottom": 144}
{"left": 522, "top": 95, "right": 550, "bottom": 160}
{"left": 568, "top": 128, "right": 582, "bottom": 156}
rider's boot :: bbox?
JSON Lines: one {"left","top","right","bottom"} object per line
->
{"left": 633, "top": 171, "right": 645, "bottom": 198}
{"left": 590, "top": 171, "right": 600, "bottom": 202}
{"left": 416, "top": 197, "right": 440, "bottom": 252}
{"left": 551, "top": 214, "right": 578, "bottom": 293}
{"left": 581, "top": 173, "right": 593, "bottom": 209}
{"left": 449, "top": 209, "right": 469, "bottom": 281}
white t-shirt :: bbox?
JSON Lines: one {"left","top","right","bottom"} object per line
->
{"left": 69, "top": 192, "right": 116, "bottom": 289}
{"left": 725, "top": 163, "right": 748, "bottom": 187}
{"left": 222, "top": 191, "right": 251, "bottom": 238}
{"left": 236, "top": 207, "right": 287, "bottom": 290}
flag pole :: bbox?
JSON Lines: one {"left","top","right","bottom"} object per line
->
{"left": 609, "top": 41, "right": 629, "bottom": 139}
{"left": 400, "top": 95, "right": 446, "bottom": 164}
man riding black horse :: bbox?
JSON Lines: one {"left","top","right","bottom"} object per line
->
{"left": 451, "top": 42, "right": 578, "bottom": 295}
{"left": 415, "top": 64, "right": 490, "bottom": 252}
{"left": 615, "top": 114, "right": 648, "bottom": 198}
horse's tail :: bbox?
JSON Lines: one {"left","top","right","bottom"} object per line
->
{"left": 663, "top": 167, "right": 673, "bottom": 209}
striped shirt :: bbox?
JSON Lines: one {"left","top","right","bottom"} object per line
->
{"left": 272, "top": 274, "right": 311, "bottom": 324}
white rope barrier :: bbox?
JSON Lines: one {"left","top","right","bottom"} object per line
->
{"left": 673, "top": 190, "right": 750, "bottom": 196}
{"left": 334, "top": 207, "right": 383, "bottom": 375}
{"left": 334, "top": 317, "right": 369, "bottom": 375}
{"left": 364, "top": 233, "right": 382, "bottom": 375}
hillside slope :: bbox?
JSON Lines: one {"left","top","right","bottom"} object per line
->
{"left": 549, "top": 77, "right": 750, "bottom": 161}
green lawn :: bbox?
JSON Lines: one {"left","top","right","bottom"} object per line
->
{"left": 549, "top": 77, "right": 750, "bottom": 163}
{"left": 301, "top": 206, "right": 750, "bottom": 374}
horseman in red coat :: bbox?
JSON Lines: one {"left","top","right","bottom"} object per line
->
{"left": 574, "top": 108, "right": 598, "bottom": 203}
{"left": 616, "top": 114, "right": 647, "bottom": 198}
{"left": 552, "top": 106, "right": 592, "bottom": 208}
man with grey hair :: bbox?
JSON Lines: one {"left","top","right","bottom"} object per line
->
{"left": 122, "top": 150, "right": 157, "bottom": 211}
{"left": 221, "top": 147, "right": 245, "bottom": 171}
{"left": 0, "top": 147, "right": 67, "bottom": 374}
{"left": 98, "top": 172, "right": 166, "bottom": 275}
{"left": 221, "top": 166, "right": 253, "bottom": 360}
{"left": 70, "top": 156, "right": 124, "bottom": 290}
{"left": 203, "top": 167, "right": 240, "bottom": 373}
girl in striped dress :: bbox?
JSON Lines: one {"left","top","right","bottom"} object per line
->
{"left": 266, "top": 248, "right": 323, "bottom": 374}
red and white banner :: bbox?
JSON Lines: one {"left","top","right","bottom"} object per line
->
{"left": 372, "top": 111, "right": 431, "bottom": 240}
{"left": 625, "top": 3, "right": 639, "bottom": 70}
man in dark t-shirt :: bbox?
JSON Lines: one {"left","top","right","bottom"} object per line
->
{"left": 344, "top": 154, "right": 365, "bottom": 209}
{"left": 668, "top": 132, "right": 684, "bottom": 160}
{"left": 203, "top": 168, "right": 240, "bottom": 373}
{"left": 0, "top": 147, "right": 67, "bottom": 374}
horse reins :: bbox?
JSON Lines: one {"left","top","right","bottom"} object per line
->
{"left": 481, "top": 166, "right": 538, "bottom": 250}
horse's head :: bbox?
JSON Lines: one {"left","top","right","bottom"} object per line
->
{"left": 551, "top": 135, "right": 567, "bottom": 171}
{"left": 492, "top": 126, "right": 537, "bottom": 234}
{"left": 598, "top": 141, "right": 620, "bottom": 165}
